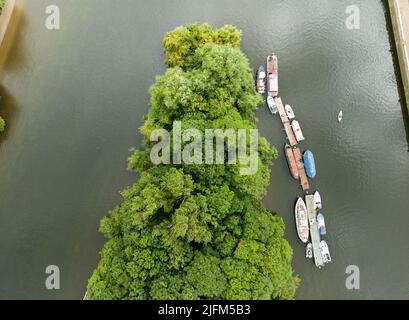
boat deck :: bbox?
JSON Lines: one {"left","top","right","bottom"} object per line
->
{"left": 306, "top": 195, "right": 324, "bottom": 268}
{"left": 293, "top": 147, "right": 310, "bottom": 191}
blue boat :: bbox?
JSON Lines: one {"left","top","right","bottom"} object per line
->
{"left": 303, "top": 150, "right": 316, "bottom": 178}
{"left": 317, "top": 213, "right": 327, "bottom": 236}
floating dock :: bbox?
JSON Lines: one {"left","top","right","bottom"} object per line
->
{"left": 275, "top": 97, "right": 298, "bottom": 146}
{"left": 305, "top": 195, "right": 324, "bottom": 268}
{"left": 275, "top": 96, "right": 309, "bottom": 191}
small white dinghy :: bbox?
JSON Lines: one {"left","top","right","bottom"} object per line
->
{"left": 338, "top": 111, "right": 343, "bottom": 123}
{"left": 320, "top": 240, "right": 332, "bottom": 264}
{"left": 306, "top": 243, "right": 313, "bottom": 259}
{"left": 314, "top": 191, "right": 322, "bottom": 210}
{"left": 285, "top": 104, "right": 295, "bottom": 120}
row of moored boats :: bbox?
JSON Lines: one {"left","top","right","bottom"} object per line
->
{"left": 256, "top": 54, "right": 332, "bottom": 268}
{"left": 295, "top": 193, "right": 331, "bottom": 265}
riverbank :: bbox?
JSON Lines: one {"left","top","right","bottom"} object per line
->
{"left": 0, "top": 0, "right": 15, "bottom": 48}
{"left": 389, "top": 0, "right": 409, "bottom": 114}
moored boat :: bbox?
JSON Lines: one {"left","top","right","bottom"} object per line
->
{"left": 284, "top": 144, "right": 299, "bottom": 180}
{"left": 317, "top": 212, "right": 327, "bottom": 236}
{"left": 267, "top": 96, "right": 278, "bottom": 114}
{"left": 256, "top": 66, "right": 266, "bottom": 94}
{"left": 267, "top": 54, "right": 278, "bottom": 97}
{"left": 303, "top": 150, "right": 316, "bottom": 179}
{"left": 338, "top": 111, "right": 343, "bottom": 123}
{"left": 306, "top": 243, "right": 313, "bottom": 259}
{"left": 285, "top": 104, "right": 295, "bottom": 120}
{"left": 291, "top": 120, "right": 305, "bottom": 142}
{"left": 320, "top": 240, "right": 332, "bottom": 264}
{"left": 314, "top": 191, "right": 322, "bottom": 210}
{"left": 295, "top": 197, "right": 309, "bottom": 243}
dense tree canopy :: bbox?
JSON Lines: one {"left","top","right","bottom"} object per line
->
{"left": 87, "top": 24, "right": 298, "bottom": 300}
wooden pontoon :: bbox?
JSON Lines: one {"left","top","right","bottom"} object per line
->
{"left": 293, "top": 147, "right": 310, "bottom": 191}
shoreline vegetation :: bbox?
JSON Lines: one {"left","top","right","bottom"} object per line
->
{"left": 0, "top": 0, "right": 15, "bottom": 133}
{"left": 0, "top": 0, "right": 5, "bottom": 132}
{"left": 87, "top": 24, "right": 299, "bottom": 300}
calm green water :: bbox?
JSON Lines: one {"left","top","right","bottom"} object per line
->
{"left": 0, "top": 0, "right": 408, "bottom": 299}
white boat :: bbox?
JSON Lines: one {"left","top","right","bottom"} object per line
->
{"left": 338, "top": 111, "right": 343, "bottom": 123}
{"left": 295, "top": 197, "right": 309, "bottom": 243}
{"left": 320, "top": 240, "right": 332, "bottom": 264}
{"left": 314, "top": 191, "right": 322, "bottom": 210}
{"left": 291, "top": 120, "right": 305, "bottom": 142}
{"left": 256, "top": 66, "right": 266, "bottom": 94}
{"left": 306, "top": 243, "right": 313, "bottom": 259}
{"left": 267, "top": 96, "right": 278, "bottom": 115}
{"left": 285, "top": 104, "right": 295, "bottom": 120}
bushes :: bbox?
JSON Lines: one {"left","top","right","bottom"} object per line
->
{"left": 87, "top": 24, "right": 298, "bottom": 300}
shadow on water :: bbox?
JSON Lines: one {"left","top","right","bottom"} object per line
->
{"left": 382, "top": 0, "right": 409, "bottom": 150}
{"left": 0, "top": 5, "right": 25, "bottom": 143}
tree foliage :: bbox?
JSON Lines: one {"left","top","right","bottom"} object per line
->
{"left": 87, "top": 24, "right": 299, "bottom": 300}
{"left": 0, "top": 116, "right": 5, "bottom": 133}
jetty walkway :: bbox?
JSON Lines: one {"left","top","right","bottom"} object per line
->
{"left": 306, "top": 195, "right": 324, "bottom": 268}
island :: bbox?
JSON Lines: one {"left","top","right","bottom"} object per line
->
{"left": 86, "top": 23, "right": 299, "bottom": 300}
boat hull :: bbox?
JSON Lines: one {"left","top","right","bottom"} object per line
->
{"left": 284, "top": 144, "right": 299, "bottom": 180}
{"left": 256, "top": 66, "right": 266, "bottom": 94}
{"left": 303, "top": 150, "right": 316, "bottom": 179}
{"left": 295, "top": 198, "right": 309, "bottom": 243}
{"left": 267, "top": 96, "right": 277, "bottom": 114}
{"left": 317, "top": 213, "right": 327, "bottom": 236}
{"left": 314, "top": 191, "right": 322, "bottom": 210}
{"left": 291, "top": 120, "right": 305, "bottom": 142}
{"left": 306, "top": 243, "right": 313, "bottom": 259}
{"left": 338, "top": 111, "right": 343, "bottom": 123}
{"left": 267, "top": 55, "right": 278, "bottom": 97}
{"left": 320, "top": 240, "right": 332, "bottom": 264}
{"left": 285, "top": 104, "right": 295, "bottom": 120}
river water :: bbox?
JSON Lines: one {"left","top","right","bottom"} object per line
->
{"left": 0, "top": 0, "right": 408, "bottom": 299}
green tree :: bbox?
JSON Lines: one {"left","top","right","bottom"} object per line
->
{"left": 0, "top": 116, "right": 5, "bottom": 133}
{"left": 87, "top": 24, "right": 299, "bottom": 300}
